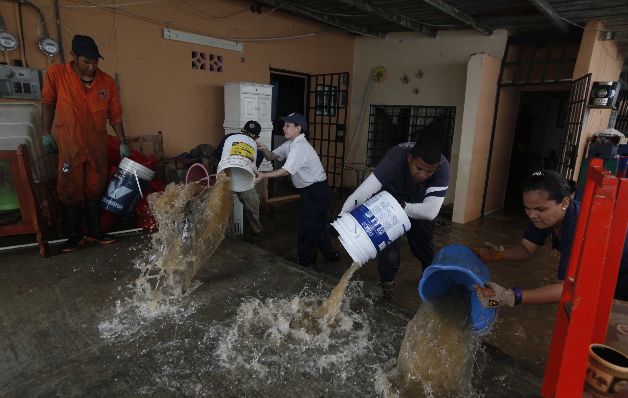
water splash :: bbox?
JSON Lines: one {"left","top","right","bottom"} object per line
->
{"left": 134, "top": 174, "right": 232, "bottom": 302}
{"left": 377, "top": 288, "right": 484, "bottom": 398}
{"left": 313, "top": 262, "right": 361, "bottom": 323}
{"left": 205, "top": 285, "right": 390, "bottom": 394}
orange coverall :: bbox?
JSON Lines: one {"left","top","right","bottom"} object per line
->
{"left": 41, "top": 63, "right": 122, "bottom": 204}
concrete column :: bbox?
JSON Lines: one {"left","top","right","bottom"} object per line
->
{"left": 452, "top": 53, "right": 501, "bottom": 224}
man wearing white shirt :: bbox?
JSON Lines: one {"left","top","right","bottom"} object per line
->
{"left": 255, "top": 113, "right": 340, "bottom": 266}
{"left": 339, "top": 137, "right": 450, "bottom": 298}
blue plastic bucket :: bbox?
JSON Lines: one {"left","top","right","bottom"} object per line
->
{"left": 101, "top": 158, "right": 155, "bottom": 216}
{"left": 418, "top": 244, "right": 497, "bottom": 333}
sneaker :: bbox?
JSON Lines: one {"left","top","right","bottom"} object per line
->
{"left": 85, "top": 232, "right": 117, "bottom": 244}
{"left": 60, "top": 236, "right": 85, "bottom": 253}
{"left": 323, "top": 250, "right": 341, "bottom": 262}
{"left": 380, "top": 281, "right": 395, "bottom": 300}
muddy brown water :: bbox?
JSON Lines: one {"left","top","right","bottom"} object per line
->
{"left": 0, "top": 181, "right": 543, "bottom": 396}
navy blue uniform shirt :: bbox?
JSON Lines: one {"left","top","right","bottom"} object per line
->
{"left": 523, "top": 200, "right": 627, "bottom": 280}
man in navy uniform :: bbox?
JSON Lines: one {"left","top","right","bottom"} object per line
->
{"left": 340, "top": 136, "right": 450, "bottom": 298}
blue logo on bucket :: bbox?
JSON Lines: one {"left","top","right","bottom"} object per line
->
{"left": 351, "top": 205, "right": 391, "bottom": 253}
{"left": 101, "top": 168, "right": 147, "bottom": 216}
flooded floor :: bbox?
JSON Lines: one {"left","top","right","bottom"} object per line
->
{"left": 1, "top": 235, "right": 541, "bottom": 397}
{"left": 0, "top": 195, "right": 585, "bottom": 396}
{"left": 258, "top": 199, "right": 559, "bottom": 377}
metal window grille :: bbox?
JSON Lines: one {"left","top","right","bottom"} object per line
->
{"left": 501, "top": 40, "right": 579, "bottom": 86}
{"left": 366, "top": 105, "right": 455, "bottom": 167}
{"left": 615, "top": 95, "right": 628, "bottom": 136}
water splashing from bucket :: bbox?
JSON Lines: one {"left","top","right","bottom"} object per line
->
{"left": 313, "top": 262, "right": 361, "bottom": 324}
{"left": 380, "top": 287, "right": 482, "bottom": 397}
{"left": 134, "top": 173, "right": 233, "bottom": 305}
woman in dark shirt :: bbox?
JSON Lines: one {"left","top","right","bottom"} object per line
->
{"left": 474, "top": 170, "right": 627, "bottom": 307}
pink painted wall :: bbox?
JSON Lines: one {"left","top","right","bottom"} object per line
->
{"left": 0, "top": 0, "right": 355, "bottom": 156}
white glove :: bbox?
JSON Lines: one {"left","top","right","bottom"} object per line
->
{"left": 341, "top": 173, "right": 382, "bottom": 213}
{"left": 476, "top": 282, "right": 515, "bottom": 308}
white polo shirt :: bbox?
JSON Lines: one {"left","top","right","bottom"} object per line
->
{"left": 272, "top": 134, "right": 327, "bottom": 189}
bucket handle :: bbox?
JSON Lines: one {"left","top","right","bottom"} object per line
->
{"left": 133, "top": 170, "right": 144, "bottom": 199}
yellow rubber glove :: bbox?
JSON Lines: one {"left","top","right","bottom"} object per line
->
{"left": 471, "top": 246, "right": 505, "bottom": 263}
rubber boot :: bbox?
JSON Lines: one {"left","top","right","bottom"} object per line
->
{"left": 85, "top": 200, "right": 117, "bottom": 244}
{"left": 60, "top": 204, "right": 84, "bottom": 253}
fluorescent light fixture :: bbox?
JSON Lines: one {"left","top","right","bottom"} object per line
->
{"left": 163, "top": 28, "right": 243, "bottom": 52}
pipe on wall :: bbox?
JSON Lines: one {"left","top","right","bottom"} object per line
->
{"left": 54, "top": 0, "right": 64, "bottom": 63}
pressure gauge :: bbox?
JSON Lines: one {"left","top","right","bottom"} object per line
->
{"left": 39, "top": 38, "right": 59, "bottom": 58}
{"left": 0, "top": 31, "right": 18, "bottom": 53}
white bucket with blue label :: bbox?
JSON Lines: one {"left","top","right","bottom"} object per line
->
{"left": 217, "top": 134, "right": 257, "bottom": 192}
{"left": 331, "top": 191, "right": 411, "bottom": 265}
{"left": 101, "top": 157, "right": 155, "bottom": 216}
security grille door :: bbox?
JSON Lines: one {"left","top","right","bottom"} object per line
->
{"left": 615, "top": 95, "right": 628, "bottom": 136}
{"left": 557, "top": 73, "right": 591, "bottom": 179}
{"left": 306, "top": 72, "right": 349, "bottom": 190}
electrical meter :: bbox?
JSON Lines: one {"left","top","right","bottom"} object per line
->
{"left": 38, "top": 37, "right": 59, "bottom": 58}
{"left": 0, "top": 31, "right": 18, "bottom": 53}
{"left": 0, "top": 65, "right": 42, "bottom": 99}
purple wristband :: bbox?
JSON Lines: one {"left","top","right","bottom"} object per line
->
{"left": 512, "top": 287, "right": 523, "bottom": 305}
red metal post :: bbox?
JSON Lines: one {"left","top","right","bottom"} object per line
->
{"left": 541, "top": 158, "right": 627, "bottom": 397}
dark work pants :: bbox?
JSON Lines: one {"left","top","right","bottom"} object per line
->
{"left": 377, "top": 218, "right": 435, "bottom": 283}
{"left": 297, "top": 180, "right": 334, "bottom": 265}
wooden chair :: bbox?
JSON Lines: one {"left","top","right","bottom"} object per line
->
{"left": 127, "top": 131, "right": 166, "bottom": 182}
{"left": 0, "top": 144, "right": 49, "bottom": 257}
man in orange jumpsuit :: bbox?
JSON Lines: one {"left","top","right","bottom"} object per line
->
{"left": 41, "top": 35, "right": 130, "bottom": 253}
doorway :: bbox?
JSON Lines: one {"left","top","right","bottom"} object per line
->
{"left": 268, "top": 70, "right": 307, "bottom": 200}
{"left": 504, "top": 90, "right": 569, "bottom": 207}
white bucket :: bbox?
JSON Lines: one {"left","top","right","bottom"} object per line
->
{"left": 331, "top": 191, "right": 411, "bottom": 265}
{"left": 101, "top": 158, "right": 156, "bottom": 215}
{"left": 217, "top": 134, "right": 257, "bottom": 192}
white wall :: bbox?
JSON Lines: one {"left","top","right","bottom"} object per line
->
{"left": 346, "top": 29, "right": 508, "bottom": 205}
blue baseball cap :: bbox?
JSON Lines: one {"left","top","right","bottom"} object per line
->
{"left": 280, "top": 112, "right": 307, "bottom": 132}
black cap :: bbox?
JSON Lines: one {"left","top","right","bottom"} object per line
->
{"left": 241, "top": 120, "right": 261, "bottom": 137}
{"left": 280, "top": 112, "right": 307, "bottom": 132}
{"left": 72, "top": 35, "right": 103, "bottom": 60}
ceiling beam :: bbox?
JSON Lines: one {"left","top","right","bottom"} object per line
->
{"left": 526, "top": 0, "right": 570, "bottom": 33}
{"left": 258, "top": 0, "right": 385, "bottom": 38}
{"left": 334, "top": 0, "right": 436, "bottom": 37}
{"left": 421, "top": 0, "right": 492, "bottom": 35}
